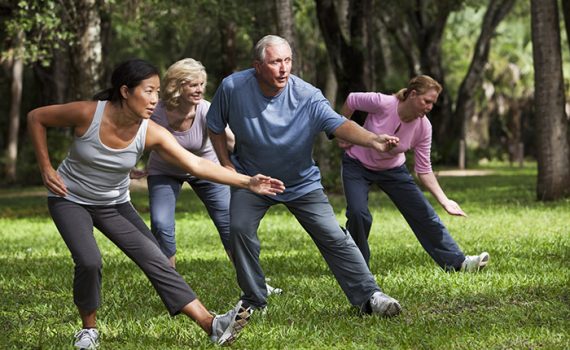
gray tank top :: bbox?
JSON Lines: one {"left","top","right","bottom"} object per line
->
{"left": 49, "top": 100, "right": 149, "bottom": 205}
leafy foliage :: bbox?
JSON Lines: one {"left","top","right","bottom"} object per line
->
{"left": 1, "top": 0, "right": 74, "bottom": 66}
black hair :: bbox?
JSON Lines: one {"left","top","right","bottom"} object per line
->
{"left": 93, "top": 59, "right": 160, "bottom": 103}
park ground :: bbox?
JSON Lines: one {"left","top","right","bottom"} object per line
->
{"left": 0, "top": 162, "right": 568, "bottom": 349}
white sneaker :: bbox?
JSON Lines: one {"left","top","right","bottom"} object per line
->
{"left": 266, "top": 283, "right": 282, "bottom": 296}
{"left": 460, "top": 252, "right": 490, "bottom": 272}
{"left": 362, "top": 292, "right": 402, "bottom": 317}
{"left": 210, "top": 300, "right": 252, "bottom": 345}
{"left": 74, "top": 328, "right": 99, "bottom": 349}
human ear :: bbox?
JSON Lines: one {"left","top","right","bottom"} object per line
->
{"left": 120, "top": 85, "right": 130, "bottom": 100}
{"left": 253, "top": 60, "right": 262, "bottom": 73}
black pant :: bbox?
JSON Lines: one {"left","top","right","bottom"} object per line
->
{"left": 48, "top": 197, "right": 196, "bottom": 315}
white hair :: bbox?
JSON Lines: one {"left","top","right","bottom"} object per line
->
{"left": 253, "top": 35, "right": 291, "bottom": 62}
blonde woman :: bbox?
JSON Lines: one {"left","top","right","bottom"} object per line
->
{"left": 144, "top": 59, "right": 282, "bottom": 294}
{"left": 144, "top": 58, "right": 234, "bottom": 268}
{"left": 339, "top": 75, "right": 489, "bottom": 272}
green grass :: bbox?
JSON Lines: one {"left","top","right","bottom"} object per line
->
{"left": 1, "top": 163, "right": 569, "bottom": 349}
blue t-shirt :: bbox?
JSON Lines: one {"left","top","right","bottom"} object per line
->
{"left": 207, "top": 68, "right": 346, "bottom": 201}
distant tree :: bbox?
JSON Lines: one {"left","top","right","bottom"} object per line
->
{"left": 378, "top": 1, "right": 459, "bottom": 160}
{"left": 2, "top": 29, "right": 23, "bottom": 183}
{"left": 530, "top": 0, "right": 570, "bottom": 200}
{"left": 1, "top": 0, "right": 73, "bottom": 183}
{"left": 561, "top": 0, "right": 570, "bottom": 49}
{"left": 455, "top": 0, "right": 516, "bottom": 168}
{"left": 218, "top": 1, "right": 239, "bottom": 78}
{"left": 275, "top": 0, "right": 296, "bottom": 46}
{"left": 65, "top": 0, "right": 105, "bottom": 100}
{"left": 315, "top": 0, "right": 369, "bottom": 107}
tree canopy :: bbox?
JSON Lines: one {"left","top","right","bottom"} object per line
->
{"left": 1, "top": 0, "right": 569, "bottom": 200}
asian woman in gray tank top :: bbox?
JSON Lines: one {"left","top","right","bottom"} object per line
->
{"left": 27, "top": 58, "right": 284, "bottom": 347}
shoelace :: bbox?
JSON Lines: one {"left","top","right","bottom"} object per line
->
{"left": 74, "top": 329, "right": 97, "bottom": 345}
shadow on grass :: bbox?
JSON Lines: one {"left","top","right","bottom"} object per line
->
{"left": 0, "top": 170, "right": 550, "bottom": 220}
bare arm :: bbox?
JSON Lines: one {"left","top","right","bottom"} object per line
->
{"left": 417, "top": 172, "right": 466, "bottom": 217}
{"left": 209, "top": 129, "right": 235, "bottom": 171}
{"left": 27, "top": 101, "right": 96, "bottom": 196}
{"left": 333, "top": 120, "right": 399, "bottom": 153}
{"left": 335, "top": 101, "right": 399, "bottom": 153}
{"left": 224, "top": 127, "right": 236, "bottom": 153}
{"left": 147, "top": 122, "right": 284, "bottom": 195}
{"left": 340, "top": 101, "right": 354, "bottom": 120}
{"left": 336, "top": 102, "right": 355, "bottom": 149}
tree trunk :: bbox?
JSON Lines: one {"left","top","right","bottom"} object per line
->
{"left": 413, "top": 3, "right": 455, "bottom": 161}
{"left": 315, "top": 0, "right": 368, "bottom": 107}
{"left": 252, "top": 1, "right": 276, "bottom": 43}
{"left": 275, "top": 0, "right": 296, "bottom": 46}
{"left": 378, "top": 1, "right": 458, "bottom": 163}
{"left": 33, "top": 48, "right": 71, "bottom": 105}
{"left": 455, "top": 0, "right": 516, "bottom": 168}
{"left": 274, "top": 0, "right": 298, "bottom": 73}
{"left": 220, "top": 19, "right": 237, "bottom": 79}
{"left": 69, "top": 0, "right": 103, "bottom": 100}
{"left": 530, "top": 0, "right": 570, "bottom": 200}
{"left": 561, "top": 0, "right": 570, "bottom": 49}
{"left": 99, "top": 0, "right": 113, "bottom": 88}
{"left": 4, "top": 30, "right": 24, "bottom": 183}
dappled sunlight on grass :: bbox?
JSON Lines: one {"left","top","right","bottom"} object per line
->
{"left": 1, "top": 163, "right": 568, "bottom": 348}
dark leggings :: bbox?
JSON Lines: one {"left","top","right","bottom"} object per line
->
{"left": 48, "top": 197, "right": 196, "bottom": 316}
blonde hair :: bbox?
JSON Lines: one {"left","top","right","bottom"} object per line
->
{"left": 395, "top": 75, "right": 442, "bottom": 101}
{"left": 161, "top": 58, "right": 207, "bottom": 110}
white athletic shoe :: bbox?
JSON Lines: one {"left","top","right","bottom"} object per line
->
{"left": 266, "top": 283, "right": 283, "bottom": 296}
{"left": 362, "top": 292, "right": 402, "bottom": 317}
{"left": 210, "top": 300, "right": 252, "bottom": 345}
{"left": 74, "top": 328, "right": 99, "bottom": 349}
{"left": 460, "top": 252, "right": 490, "bottom": 272}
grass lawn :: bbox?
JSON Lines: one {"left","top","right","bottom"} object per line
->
{"left": 0, "top": 163, "right": 568, "bottom": 349}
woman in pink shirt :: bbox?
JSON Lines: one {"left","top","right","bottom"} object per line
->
{"left": 339, "top": 75, "right": 489, "bottom": 272}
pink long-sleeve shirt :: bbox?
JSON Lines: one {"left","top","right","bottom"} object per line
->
{"left": 345, "top": 92, "right": 433, "bottom": 174}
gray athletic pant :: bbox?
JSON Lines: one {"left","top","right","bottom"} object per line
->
{"left": 229, "top": 188, "right": 381, "bottom": 309}
{"left": 48, "top": 197, "right": 196, "bottom": 316}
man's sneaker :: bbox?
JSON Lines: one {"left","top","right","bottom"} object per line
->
{"left": 74, "top": 328, "right": 99, "bottom": 349}
{"left": 210, "top": 300, "right": 252, "bottom": 345}
{"left": 266, "top": 283, "right": 282, "bottom": 296}
{"left": 361, "top": 292, "right": 402, "bottom": 317}
{"left": 460, "top": 252, "right": 490, "bottom": 272}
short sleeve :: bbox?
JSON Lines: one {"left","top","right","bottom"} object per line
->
{"left": 206, "top": 83, "right": 228, "bottom": 134}
{"left": 311, "top": 91, "right": 346, "bottom": 137}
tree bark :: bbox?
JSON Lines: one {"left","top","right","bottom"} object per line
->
{"left": 412, "top": 3, "right": 455, "bottom": 158}
{"left": 315, "top": 0, "right": 368, "bottom": 107}
{"left": 455, "top": 0, "right": 516, "bottom": 168}
{"left": 561, "top": 0, "right": 570, "bottom": 49}
{"left": 274, "top": 0, "right": 298, "bottom": 73}
{"left": 4, "top": 30, "right": 24, "bottom": 183}
{"left": 220, "top": 19, "right": 237, "bottom": 79}
{"left": 530, "top": 0, "right": 570, "bottom": 200}
{"left": 275, "top": 0, "right": 296, "bottom": 46}
{"left": 252, "top": 1, "right": 276, "bottom": 43}
{"left": 68, "top": 0, "right": 103, "bottom": 100}
{"left": 378, "top": 1, "right": 458, "bottom": 162}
